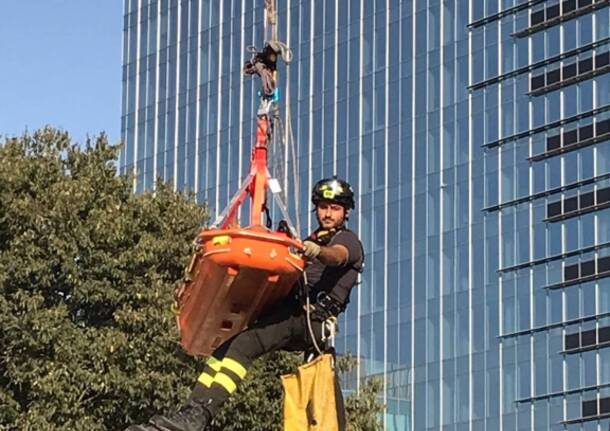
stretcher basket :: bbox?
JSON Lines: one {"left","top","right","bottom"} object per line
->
{"left": 175, "top": 225, "right": 304, "bottom": 356}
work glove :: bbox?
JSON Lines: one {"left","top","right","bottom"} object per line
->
{"left": 302, "top": 240, "right": 321, "bottom": 259}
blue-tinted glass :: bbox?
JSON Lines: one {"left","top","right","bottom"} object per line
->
{"left": 564, "top": 19, "right": 578, "bottom": 51}
{"left": 547, "top": 26, "right": 561, "bottom": 58}
{"left": 579, "top": 14, "right": 593, "bottom": 46}
{"left": 547, "top": 91, "right": 561, "bottom": 123}
{"left": 472, "top": 0, "right": 484, "bottom": 21}
{"left": 532, "top": 31, "right": 545, "bottom": 63}
{"left": 597, "top": 8, "right": 610, "bottom": 40}
{"left": 596, "top": 74, "right": 610, "bottom": 106}
{"left": 120, "top": 2, "right": 610, "bottom": 428}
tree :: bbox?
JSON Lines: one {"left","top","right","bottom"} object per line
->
{"left": 0, "top": 128, "right": 206, "bottom": 430}
{"left": 0, "top": 128, "right": 383, "bottom": 430}
{"left": 337, "top": 356, "right": 384, "bottom": 431}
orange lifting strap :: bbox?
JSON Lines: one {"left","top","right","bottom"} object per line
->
{"left": 174, "top": 57, "right": 303, "bottom": 356}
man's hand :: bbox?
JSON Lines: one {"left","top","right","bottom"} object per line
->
{"left": 302, "top": 240, "right": 321, "bottom": 259}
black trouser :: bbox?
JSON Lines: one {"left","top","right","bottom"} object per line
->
{"left": 189, "top": 296, "right": 327, "bottom": 417}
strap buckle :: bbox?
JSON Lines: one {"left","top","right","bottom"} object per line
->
{"left": 321, "top": 316, "right": 337, "bottom": 343}
{"left": 315, "top": 292, "right": 342, "bottom": 317}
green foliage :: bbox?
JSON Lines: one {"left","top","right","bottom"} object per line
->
{"left": 344, "top": 377, "right": 384, "bottom": 431}
{"left": 0, "top": 128, "right": 383, "bottom": 431}
{"left": 0, "top": 128, "right": 206, "bottom": 430}
{"left": 337, "top": 355, "right": 385, "bottom": 431}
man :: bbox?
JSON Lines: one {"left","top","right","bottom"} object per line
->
{"left": 128, "top": 177, "right": 364, "bottom": 431}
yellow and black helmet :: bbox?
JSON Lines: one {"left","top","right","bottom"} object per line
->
{"left": 311, "top": 176, "right": 355, "bottom": 209}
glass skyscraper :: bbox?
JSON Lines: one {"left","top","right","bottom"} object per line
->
{"left": 120, "top": 1, "right": 610, "bottom": 429}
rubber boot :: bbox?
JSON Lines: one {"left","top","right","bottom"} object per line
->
{"left": 148, "top": 400, "right": 211, "bottom": 431}
{"left": 125, "top": 425, "right": 158, "bottom": 431}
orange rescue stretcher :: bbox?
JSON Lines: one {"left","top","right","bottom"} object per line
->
{"left": 175, "top": 103, "right": 304, "bottom": 356}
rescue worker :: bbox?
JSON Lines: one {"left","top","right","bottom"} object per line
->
{"left": 128, "top": 177, "right": 364, "bottom": 431}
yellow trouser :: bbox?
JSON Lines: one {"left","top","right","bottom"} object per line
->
{"left": 281, "top": 354, "right": 339, "bottom": 431}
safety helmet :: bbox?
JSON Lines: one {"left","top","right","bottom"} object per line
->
{"left": 311, "top": 176, "right": 355, "bottom": 209}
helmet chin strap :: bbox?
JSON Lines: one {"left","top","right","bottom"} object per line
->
{"left": 309, "top": 218, "right": 346, "bottom": 246}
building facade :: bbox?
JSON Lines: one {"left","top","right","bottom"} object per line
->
{"left": 475, "top": 1, "right": 610, "bottom": 430}
{"left": 121, "top": 0, "right": 610, "bottom": 429}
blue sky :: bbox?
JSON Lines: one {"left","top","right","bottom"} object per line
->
{"left": 0, "top": 1, "right": 123, "bottom": 145}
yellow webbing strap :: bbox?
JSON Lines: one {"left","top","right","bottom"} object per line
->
{"left": 281, "top": 354, "right": 339, "bottom": 431}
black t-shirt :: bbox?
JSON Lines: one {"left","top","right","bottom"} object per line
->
{"left": 304, "top": 229, "right": 364, "bottom": 307}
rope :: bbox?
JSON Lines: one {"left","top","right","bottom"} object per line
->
{"left": 269, "top": 116, "right": 284, "bottom": 201}
{"left": 265, "top": 0, "right": 276, "bottom": 25}
{"left": 269, "top": 40, "right": 293, "bottom": 64}
{"left": 209, "top": 174, "right": 253, "bottom": 228}
{"left": 303, "top": 272, "right": 323, "bottom": 356}
{"left": 269, "top": 183, "right": 299, "bottom": 239}
{"left": 302, "top": 276, "right": 339, "bottom": 359}
{"left": 243, "top": 60, "right": 276, "bottom": 96}
{"left": 285, "top": 104, "right": 301, "bottom": 236}
{"left": 264, "top": 0, "right": 277, "bottom": 41}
